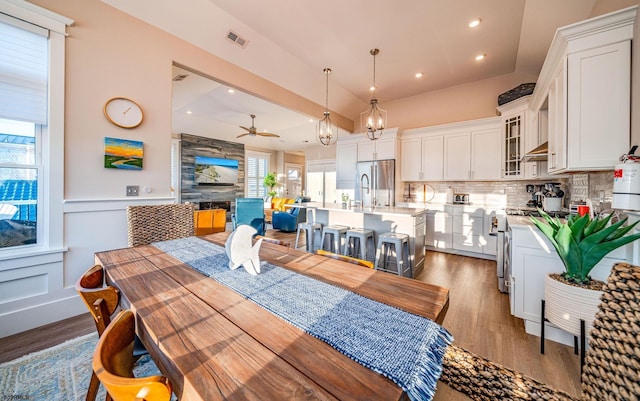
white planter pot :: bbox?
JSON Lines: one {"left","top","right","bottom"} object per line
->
{"left": 544, "top": 274, "right": 604, "bottom": 337}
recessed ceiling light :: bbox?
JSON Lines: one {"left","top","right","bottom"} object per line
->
{"left": 469, "top": 18, "right": 481, "bottom": 28}
{"left": 186, "top": 110, "right": 193, "bottom": 115}
{"left": 475, "top": 54, "right": 486, "bottom": 61}
{"left": 227, "top": 88, "right": 235, "bottom": 93}
{"left": 369, "top": 85, "right": 376, "bottom": 92}
{"left": 415, "top": 72, "right": 423, "bottom": 78}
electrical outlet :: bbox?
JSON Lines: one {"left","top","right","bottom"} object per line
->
{"left": 126, "top": 185, "right": 139, "bottom": 196}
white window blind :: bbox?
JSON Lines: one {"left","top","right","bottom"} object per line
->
{"left": 0, "top": 14, "right": 48, "bottom": 124}
{"left": 246, "top": 151, "right": 269, "bottom": 198}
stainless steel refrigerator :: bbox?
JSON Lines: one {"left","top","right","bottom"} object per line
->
{"left": 354, "top": 159, "right": 395, "bottom": 208}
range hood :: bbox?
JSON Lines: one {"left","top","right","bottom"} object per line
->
{"left": 521, "top": 141, "right": 548, "bottom": 162}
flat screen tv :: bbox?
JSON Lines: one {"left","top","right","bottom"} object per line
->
{"left": 194, "top": 156, "right": 238, "bottom": 186}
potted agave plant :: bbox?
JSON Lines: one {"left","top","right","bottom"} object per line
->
{"left": 530, "top": 209, "right": 640, "bottom": 336}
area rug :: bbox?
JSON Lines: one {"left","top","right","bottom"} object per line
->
{"left": 0, "top": 333, "right": 163, "bottom": 401}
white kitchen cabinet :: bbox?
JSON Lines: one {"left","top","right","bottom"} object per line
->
{"left": 483, "top": 210, "right": 497, "bottom": 256}
{"left": 444, "top": 128, "right": 501, "bottom": 181}
{"left": 357, "top": 133, "right": 396, "bottom": 161}
{"left": 400, "top": 117, "right": 500, "bottom": 182}
{"left": 547, "top": 64, "right": 567, "bottom": 172}
{"left": 452, "top": 206, "right": 484, "bottom": 253}
{"left": 444, "top": 132, "right": 471, "bottom": 180}
{"left": 497, "top": 96, "right": 527, "bottom": 179}
{"left": 565, "top": 41, "right": 630, "bottom": 171}
{"left": 400, "top": 135, "right": 443, "bottom": 181}
{"left": 335, "top": 140, "right": 358, "bottom": 189}
{"left": 470, "top": 128, "right": 501, "bottom": 180}
{"left": 529, "top": 7, "right": 635, "bottom": 174}
{"left": 425, "top": 207, "right": 452, "bottom": 249}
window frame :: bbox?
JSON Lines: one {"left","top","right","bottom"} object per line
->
{"left": 0, "top": 3, "right": 72, "bottom": 258}
{"left": 245, "top": 150, "right": 270, "bottom": 198}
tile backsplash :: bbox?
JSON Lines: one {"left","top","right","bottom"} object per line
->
{"left": 402, "top": 170, "right": 615, "bottom": 211}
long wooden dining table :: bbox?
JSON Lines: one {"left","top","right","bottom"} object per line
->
{"left": 94, "top": 232, "right": 450, "bottom": 401}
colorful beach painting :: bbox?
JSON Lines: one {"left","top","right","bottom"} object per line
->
{"left": 104, "top": 137, "right": 143, "bottom": 170}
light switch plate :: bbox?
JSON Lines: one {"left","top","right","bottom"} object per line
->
{"left": 126, "top": 185, "right": 139, "bottom": 196}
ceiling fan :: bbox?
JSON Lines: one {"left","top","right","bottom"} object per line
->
{"left": 237, "top": 114, "right": 280, "bottom": 138}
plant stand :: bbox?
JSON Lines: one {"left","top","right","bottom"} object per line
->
{"left": 539, "top": 274, "right": 604, "bottom": 375}
{"left": 541, "top": 299, "right": 586, "bottom": 374}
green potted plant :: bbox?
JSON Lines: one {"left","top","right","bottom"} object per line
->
{"left": 263, "top": 172, "right": 278, "bottom": 198}
{"left": 530, "top": 209, "right": 640, "bottom": 285}
{"left": 341, "top": 193, "right": 349, "bottom": 209}
{"left": 530, "top": 209, "right": 640, "bottom": 336}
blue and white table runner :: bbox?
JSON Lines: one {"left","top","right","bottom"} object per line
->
{"left": 153, "top": 237, "right": 453, "bottom": 401}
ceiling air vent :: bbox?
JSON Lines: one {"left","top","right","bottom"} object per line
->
{"left": 226, "top": 30, "right": 249, "bottom": 48}
{"left": 172, "top": 74, "right": 189, "bottom": 82}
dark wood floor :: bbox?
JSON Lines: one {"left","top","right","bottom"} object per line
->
{"left": 0, "top": 228, "right": 581, "bottom": 399}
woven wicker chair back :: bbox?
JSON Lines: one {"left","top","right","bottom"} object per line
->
{"left": 581, "top": 262, "right": 640, "bottom": 400}
{"left": 126, "top": 204, "right": 194, "bottom": 247}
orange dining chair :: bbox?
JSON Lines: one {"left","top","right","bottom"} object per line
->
{"left": 76, "top": 265, "right": 149, "bottom": 401}
{"left": 76, "top": 264, "right": 121, "bottom": 401}
{"left": 315, "top": 249, "right": 374, "bottom": 269}
{"left": 93, "top": 310, "right": 172, "bottom": 401}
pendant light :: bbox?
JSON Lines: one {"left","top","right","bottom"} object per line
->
{"left": 317, "top": 67, "right": 337, "bottom": 147}
{"left": 361, "top": 48, "right": 387, "bottom": 140}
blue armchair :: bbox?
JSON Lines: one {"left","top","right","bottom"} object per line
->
{"left": 272, "top": 197, "right": 308, "bottom": 232}
{"left": 231, "top": 198, "right": 266, "bottom": 236}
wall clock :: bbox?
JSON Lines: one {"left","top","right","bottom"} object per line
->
{"left": 103, "top": 97, "right": 144, "bottom": 128}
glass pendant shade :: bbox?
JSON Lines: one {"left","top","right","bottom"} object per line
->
{"left": 361, "top": 98, "right": 387, "bottom": 140}
{"left": 317, "top": 67, "right": 337, "bottom": 147}
{"left": 362, "top": 49, "right": 386, "bottom": 140}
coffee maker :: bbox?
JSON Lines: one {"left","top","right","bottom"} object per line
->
{"left": 526, "top": 184, "right": 545, "bottom": 208}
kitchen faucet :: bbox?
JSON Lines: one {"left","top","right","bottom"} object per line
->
{"left": 360, "top": 173, "right": 370, "bottom": 206}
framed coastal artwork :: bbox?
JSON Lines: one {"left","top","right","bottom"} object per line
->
{"left": 104, "top": 137, "right": 143, "bottom": 170}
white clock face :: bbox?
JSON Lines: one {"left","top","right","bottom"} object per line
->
{"left": 104, "top": 97, "right": 143, "bottom": 128}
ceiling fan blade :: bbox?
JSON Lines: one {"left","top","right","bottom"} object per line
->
{"left": 236, "top": 133, "right": 250, "bottom": 138}
{"left": 239, "top": 126, "right": 251, "bottom": 132}
{"left": 257, "top": 133, "right": 280, "bottom": 138}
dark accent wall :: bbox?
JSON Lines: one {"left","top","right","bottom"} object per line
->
{"left": 180, "top": 133, "right": 245, "bottom": 215}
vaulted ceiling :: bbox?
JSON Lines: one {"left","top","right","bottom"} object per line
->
{"left": 102, "top": 0, "right": 631, "bottom": 151}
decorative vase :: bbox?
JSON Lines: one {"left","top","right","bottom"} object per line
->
{"left": 544, "top": 274, "right": 604, "bottom": 337}
{"left": 341, "top": 202, "right": 347, "bottom": 209}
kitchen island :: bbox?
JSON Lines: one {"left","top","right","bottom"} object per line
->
{"left": 313, "top": 204, "right": 426, "bottom": 277}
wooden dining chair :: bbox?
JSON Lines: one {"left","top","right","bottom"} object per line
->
{"left": 93, "top": 310, "right": 172, "bottom": 401}
{"left": 126, "top": 204, "right": 195, "bottom": 247}
{"left": 315, "top": 249, "right": 374, "bottom": 269}
{"left": 255, "top": 235, "right": 291, "bottom": 247}
{"left": 76, "top": 264, "right": 121, "bottom": 401}
{"left": 439, "top": 262, "right": 640, "bottom": 401}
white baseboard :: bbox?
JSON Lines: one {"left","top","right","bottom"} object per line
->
{"left": 0, "top": 294, "right": 86, "bottom": 338}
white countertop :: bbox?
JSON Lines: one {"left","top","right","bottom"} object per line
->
{"left": 314, "top": 204, "right": 426, "bottom": 217}
{"left": 507, "top": 215, "right": 567, "bottom": 228}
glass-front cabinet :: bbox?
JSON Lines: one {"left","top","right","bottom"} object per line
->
{"left": 497, "top": 95, "right": 530, "bottom": 179}
{"left": 503, "top": 115, "right": 521, "bottom": 177}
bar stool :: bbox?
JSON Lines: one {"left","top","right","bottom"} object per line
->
{"left": 343, "top": 228, "right": 375, "bottom": 262}
{"left": 321, "top": 225, "right": 349, "bottom": 254}
{"left": 375, "top": 232, "right": 412, "bottom": 277}
{"left": 295, "top": 209, "right": 323, "bottom": 252}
